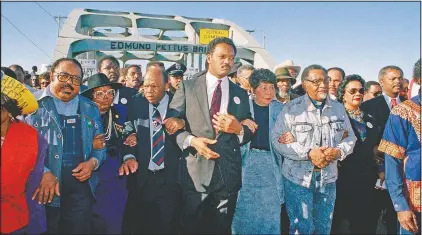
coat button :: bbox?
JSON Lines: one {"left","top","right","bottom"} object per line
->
{"left": 57, "top": 134, "right": 62, "bottom": 138}
{"left": 55, "top": 154, "right": 59, "bottom": 159}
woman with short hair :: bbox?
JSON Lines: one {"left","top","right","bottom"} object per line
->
{"left": 331, "top": 74, "right": 379, "bottom": 234}
{"left": 232, "top": 69, "right": 285, "bottom": 234}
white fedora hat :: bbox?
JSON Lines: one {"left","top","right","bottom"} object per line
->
{"left": 274, "top": 60, "right": 301, "bottom": 79}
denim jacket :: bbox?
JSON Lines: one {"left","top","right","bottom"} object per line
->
{"left": 241, "top": 99, "right": 285, "bottom": 204}
{"left": 271, "top": 95, "right": 356, "bottom": 188}
{"left": 25, "top": 89, "right": 106, "bottom": 207}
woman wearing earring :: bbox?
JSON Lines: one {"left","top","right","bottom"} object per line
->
{"left": 81, "top": 73, "right": 138, "bottom": 234}
{"left": 1, "top": 68, "right": 48, "bottom": 234}
{"left": 231, "top": 69, "right": 285, "bottom": 235}
{"left": 331, "top": 74, "right": 379, "bottom": 234}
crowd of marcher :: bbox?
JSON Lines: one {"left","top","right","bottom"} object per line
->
{"left": 1, "top": 37, "right": 420, "bottom": 235}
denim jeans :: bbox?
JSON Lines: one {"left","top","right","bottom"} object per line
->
{"left": 284, "top": 172, "right": 336, "bottom": 235}
{"left": 399, "top": 211, "right": 421, "bottom": 235}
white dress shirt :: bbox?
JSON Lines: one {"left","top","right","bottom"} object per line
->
{"left": 148, "top": 93, "right": 169, "bottom": 171}
{"left": 183, "top": 72, "right": 243, "bottom": 148}
{"left": 382, "top": 92, "right": 401, "bottom": 110}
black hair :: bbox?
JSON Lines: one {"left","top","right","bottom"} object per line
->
{"left": 364, "top": 81, "right": 380, "bottom": 91}
{"left": 1, "top": 67, "right": 17, "bottom": 79}
{"left": 32, "top": 66, "right": 37, "bottom": 71}
{"left": 9, "top": 64, "right": 24, "bottom": 73}
{"left": 378, "top": 65, "right": 403, "bottom": 80}
{"left": 146, "top": 61, "right": 165, "bottom": 71}
{"left": 301, "top": 64, "right": 328, "bottom": 82}
{"left": 337, "top": 74, "right": 366, "bottom": 103}
{"left": 249, "top": 68, "right": 277, "bottom": 90}
{"left": 413, "top": 59, "right": 421, "bottom": 80}
{"left": 1, "top": 93, "right": 22, "bottom": 120}
{"left": 126, "top": 64, "right": 142, "bottom": 71}
{"left": 97, "top": 56, "right": 120, "bottom": 70}
{"left": 206, "top": 37, "right": 237, "bottom": 56}
{"left": 327, "top": 67, "right": 345, "bottom": 79}
{"left": 51, "top": 58, "right": 83, "bottom": 78}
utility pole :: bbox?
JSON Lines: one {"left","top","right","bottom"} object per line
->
{"left": 54, "top": 15, "right": 68, "bottom": 37}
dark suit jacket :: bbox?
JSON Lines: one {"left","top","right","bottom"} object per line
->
{"left": 123, "top": 93, "right": 182, "bottom": 192}
{"left": 167, "top": 74, "right": 253, "bottom": 194}
{"left": 361, "top": 95, "right": 406, "bottom": 170}
{"left": 361, "top": 95, "right": 406, "bottom": 147}
{"left": 337, "top": 111, "right": 379, "bottom": 186}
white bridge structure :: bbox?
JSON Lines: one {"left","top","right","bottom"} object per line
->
{"left": 53, "top": 8, "right": 276, "bottom": 77}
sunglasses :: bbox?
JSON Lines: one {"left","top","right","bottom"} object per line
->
{"left": 346, "top": 88, "right": 365, "bottom": 95}
{"left": 93, "top": 89, "right": 116, "bottom": 99}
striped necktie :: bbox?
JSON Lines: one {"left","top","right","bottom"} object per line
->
{"left": 151, "top": 103, "right": 165, "bottom": 167}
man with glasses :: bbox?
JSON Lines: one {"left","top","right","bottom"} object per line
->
{"left": 272, "top": 64, "right": 356, "bottom": 234}
{"left": 25, "top": 58, "right": 106, "bottom": 234}
{"left": 236, "top": 64, "right": 254, "bottom": 93}
{"left": 39, "top": 72, "right": 51, "bottom": 89}
{"left": 364, "top": 81, "right": 383, "bottom": 102}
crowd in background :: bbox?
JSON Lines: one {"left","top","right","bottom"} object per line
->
{"left": 1, "top": 37, "right": 420, "bottom": 235}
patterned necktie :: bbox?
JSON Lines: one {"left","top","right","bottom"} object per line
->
{"left": 151, "top": 103, "right": 164, "bottom": 166}
{"left": 210, "top": 80, "right": 222, "bottom": 120}
{"left": 391, "top": 98, "right": 398, "bottom": 109}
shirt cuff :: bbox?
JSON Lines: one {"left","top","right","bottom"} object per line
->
{"left": 237, "top": 126, "right": 244, "bottom": 143}
{"left": 43, "top": 166, "right": 51, "bottom": 174}
{"left": 123, "top": 154, "right": 136, "bottom": 162}
{"left": 183, "top": 135, "right": 194, "bottom": 150}
{"left": 91, "top": 157, "right": 99, "bottom": 171}
{"left": 392, "top": 196, "right": 411, "bottom": 212}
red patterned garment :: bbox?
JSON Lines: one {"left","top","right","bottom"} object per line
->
{"left": 1, "top": 122, "right": 38, "bottom": 233}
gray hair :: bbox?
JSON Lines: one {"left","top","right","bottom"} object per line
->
{"left": 237, "top": 64, "right": 254, "bottom": 76}
{"left": 301, "top": 64, "right": 327, "bottom": 82}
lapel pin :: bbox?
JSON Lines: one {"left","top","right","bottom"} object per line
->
{"left": 121, "top": 98, "right": 127, "bottom": 104}
{"left": 234, "top": 96, "right": 240, "bottom": 105}
{"left": 366, "top": 122, "right": 373, "bottom": 129}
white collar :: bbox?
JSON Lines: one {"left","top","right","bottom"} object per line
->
{"left": 382, "top": 92, "right": 399, "bottom": 103}
{"left": 206, "top": 72, "right": 228, "bottom": 86}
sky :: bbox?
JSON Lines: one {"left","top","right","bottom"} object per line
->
{"left": 1, "top": 1, "right": 421, "bottom": 81}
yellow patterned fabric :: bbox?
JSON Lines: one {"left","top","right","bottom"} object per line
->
{"left": 378, "top": 139, "right": 406, "bottom": 160}
{"left": 405, "top": 180, "right": 421, "bottom": 212}
{"left": 391, "top": 99, "right": 421, "bottom": 142}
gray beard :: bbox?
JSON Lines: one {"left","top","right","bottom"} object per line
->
{"left": 278, "top": 90, "right": 289, "bottom": 99}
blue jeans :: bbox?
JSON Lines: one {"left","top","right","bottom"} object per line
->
{"left": 284, "top": 172, "right": 336, "bottom": 235}
{"left": 399, "top": 211, "right": 421, "bottom": 235}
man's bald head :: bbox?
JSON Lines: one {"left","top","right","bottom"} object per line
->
{"left": 143, "top": 66, "right": 167, "bottom": 104}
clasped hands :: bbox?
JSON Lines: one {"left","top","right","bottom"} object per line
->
{"left": 278, "top": 132, "right": 341, "bottom": 168}
{"left": 164, "top": 113, "right": 257, "bottom": 160}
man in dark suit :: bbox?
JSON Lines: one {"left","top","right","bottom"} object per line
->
{"left": 120, "top": 66, "right": 183, "bottom": 234}
{"left": 97, "top": 56, "right": 138, "bottom": 119}
{"left": 361, "top": 65, "right": 405, "bottom": 234}
{"left": 165, "top": 37, "right": 255, "bottom": 234}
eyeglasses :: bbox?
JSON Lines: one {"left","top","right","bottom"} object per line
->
{"left": 55, "top": 72, "right": 82, "bottom": 86}
{"left": 305, "top": 77, "right": 329, "bottom": 86}
{"left": 347, "top": 88, "right": 365, "bottom": 95}
{"left": 40, "top": 81, "right": 50, "bottom": 86}
{"left": 93, "top": 89, "right": 116, "bottom": 99}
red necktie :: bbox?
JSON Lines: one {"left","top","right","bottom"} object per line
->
{"left": 391, "top": 98, "right": 397, "bottom": 109}
{"left": 210, "top": 80, "right": 222, "bottom": 121}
